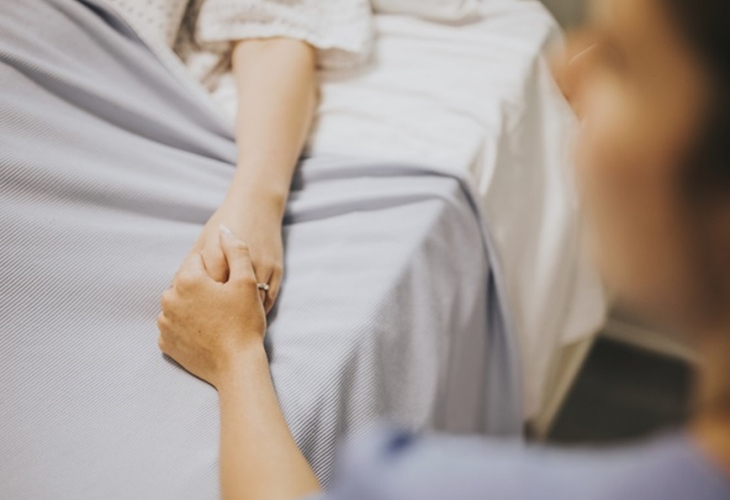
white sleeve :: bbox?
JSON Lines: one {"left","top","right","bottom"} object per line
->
{"left": 195, "top": 0, "right": 373, "bottom": 69}
{"left": 105, "top": 0, "right": 190, "bottom": 47}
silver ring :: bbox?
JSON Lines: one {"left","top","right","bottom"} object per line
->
{"left": 257, "top": 283, "right": 270, "bottom": 292}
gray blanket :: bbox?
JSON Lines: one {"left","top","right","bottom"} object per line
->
{"left": 0, "top": 0, "right": 521, "bottom": 497}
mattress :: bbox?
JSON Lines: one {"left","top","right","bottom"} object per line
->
{"left": 210, "top": 0, "right": 609, "bottom": 418}
{"left": 0, "top": 0, "right": 521, "bottom": 497}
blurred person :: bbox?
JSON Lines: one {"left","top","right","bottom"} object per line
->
{"left": 156, "top": 0, "right": 730, "bottom": 499}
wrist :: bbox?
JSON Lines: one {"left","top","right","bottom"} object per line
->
{"left": 223, "top": 184, "right": 288, "bottom": 220}
{"left": 215, "top": 343, "right": 270, "bottom": 391}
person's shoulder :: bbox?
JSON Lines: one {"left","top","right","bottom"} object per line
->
{"left": 323, "top": 425, "right": 529, "bottom": 500}
{"left": 526, "top": 432, "right": 730, "bottom": 500}
{"left": 319, "top": 427, "right": 730, "bottom": 500}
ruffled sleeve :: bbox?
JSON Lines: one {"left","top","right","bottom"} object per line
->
{"left": 195, "top": 0, "right": 373, "bottom": 69}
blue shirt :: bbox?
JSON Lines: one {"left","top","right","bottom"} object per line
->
{"left": 314, "top": 427, "right": 730, "bottom": 500}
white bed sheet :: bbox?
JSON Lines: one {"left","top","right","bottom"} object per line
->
{"left": 212, "top": 0, "right": 607, "bottom": 418}
{"left": 311, "top": 0, "right": 609, "bottom": 420}
{"left": 0, "top": 0, "right": 522, "bottom": 492}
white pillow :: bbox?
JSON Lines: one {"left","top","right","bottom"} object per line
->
{"left": 370, "top": 0, "right": 482, "bottom": 21}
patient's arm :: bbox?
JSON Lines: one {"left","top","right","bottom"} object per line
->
{"left": 159, "top": 227, "right": 321, "bottom": 500}
{"left": 187, "top": 37, "right": 317, "bottom": 312}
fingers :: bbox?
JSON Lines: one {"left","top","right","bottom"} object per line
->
{"left": 219, "top": 225, "right": 257, "bottom": 287}
{"left": 175, "top": 252, "right": 209, "bottom": 292}
{"left": 248, "top": 257, "right": 281, "bottom": 312}
{"left": 201, "top": 245, "right": 229, "bottom": 283}
{"left": 254, "top": 264, "right": 273, "bottom": 305}
{"left": 264, "top": 266, "right": 282, "bottom": 313}
{"left": 157, "top": 312, "right": 174, "bottom": 357}
{"left": 173, "top": 231, "right": 207, "bottom": 285}
{"left": 160, "top": 288, "right": 174, "bottom": 314}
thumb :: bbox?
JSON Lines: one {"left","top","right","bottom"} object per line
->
{"left": 218, "top": 225, "right": 256, "bottom": 285}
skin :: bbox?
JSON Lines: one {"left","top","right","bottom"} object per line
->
{"left": 159, "top": 232, "right": 319, "bottom": 500}
{"left": 181, "top": 38, "right": 317, "bottom": 312}
{"left": 557, "top": 0, "right": 730, "bottom": 471}
{"left": 158, "top": 0, "right": 730, "bottom": 498}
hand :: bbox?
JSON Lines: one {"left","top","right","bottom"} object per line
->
{"left": 189, "top": 202, "right": 284, "bottom": 313}
{"left": 158, "top": 226, "right": 267, "bottom": 388}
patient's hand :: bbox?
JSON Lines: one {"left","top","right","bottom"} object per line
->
{"left": 158, "top": 226, "right": 267, "bottom": 388}
{"left": 188, "top": 202, "right": 284, "bottom": 313}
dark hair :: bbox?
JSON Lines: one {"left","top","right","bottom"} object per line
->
{"left": 664, "top": 2, "right": 730, "bottom": 413}
{"left": 664, "top": 0, "right": 730, "bottom": 193}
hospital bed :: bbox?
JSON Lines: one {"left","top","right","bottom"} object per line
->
{"left": 300, "top": 0, "right": 608, "bottom": 427}
{"left": 0, "top": 0, "right": 605, "bottom": 498}
{"left": 208, "top": 0, "right": 608, "bottom": 426}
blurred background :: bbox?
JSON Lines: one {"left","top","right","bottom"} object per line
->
{"left": 541, "top": 0, "right": 587, "bottom": 28}
{"left": 536, "top": 0, "right": 694, "bottom": 445}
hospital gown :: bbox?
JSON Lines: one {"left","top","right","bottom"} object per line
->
{"left": 312, "top": 426, "right": 730, "bottom": 500}
{"left": 104, "top": 0, "right": 373, "bottom": 88}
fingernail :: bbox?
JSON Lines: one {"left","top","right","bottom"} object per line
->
{"left": 219, "top": 224, "right": 246, "bottom": 246}
{"left": 219, "top": 224, "right": 235, "bottom": 239}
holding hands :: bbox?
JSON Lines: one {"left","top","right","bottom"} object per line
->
{"left": 158, "top": 226, "right": 268, "bottom": 388}
{"left": 189, "top": 201, "right": 284, "bottom": 313}
{"left": 157, "top": 38, "right": 321, "bottom": 500}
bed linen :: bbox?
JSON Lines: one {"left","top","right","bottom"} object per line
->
{"left": 0, "top": 0, "right": 521, "bottom": 497}
{"left": 257, "top": 1, "right": 609, "bottom": 418}
{"left": 104, "top": 0, "right": 607, "bottom": 418}
{"left": 307, "top": 1, "right": 609, "bottom": 420}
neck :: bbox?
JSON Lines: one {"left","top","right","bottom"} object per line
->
{"left": 691, "top": 331, "right": 730, "bottom": 475}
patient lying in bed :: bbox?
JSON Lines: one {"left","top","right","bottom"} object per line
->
{"left": 0, "top": 1, "right": 521, "bottom": 497}
{"left": 102, "top": 0, "right": 489, "bottom": 315}
{"left": 106, "top": 0, "right": 607, "bottom": 420}
{"left": 104, "top": 0, "right": 485, "bottom": 322}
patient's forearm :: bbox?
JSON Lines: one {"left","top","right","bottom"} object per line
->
{"left": 224, "top": 37, "right": 317, "bottom": 219}
{"left": 217, "top": 346, "right": 321, "bottom": 500}
{"left": 212, "top": 38, "right": 319, "bottom": 499}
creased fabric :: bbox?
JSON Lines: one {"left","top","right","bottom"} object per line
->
{"left": 0, "top": 0, "right": 521, "bottom": 498}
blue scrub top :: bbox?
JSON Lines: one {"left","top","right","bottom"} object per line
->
{"left": 312, "top": 426, "right": 730, "bottom": 500}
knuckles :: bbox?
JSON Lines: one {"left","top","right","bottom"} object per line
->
{"left": 156, "top": 312, "right": 166, "bottom": 330}
{"left": 175, "top": 272, "right": 200, "bottom": 292}
{"left": 160, "top": 289, "right": 174, "bottom": 311}
{"left": 234, "top": 242, "right": 250, "bottom": 254}
{"left": 157, "top": 330, "right": 173, "bottom": 356}
{"left": 255, "top": 256, "right": 279, "bottom": 270}
{"left": 230, "top": 272, "right": 257, "bottom": 289}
